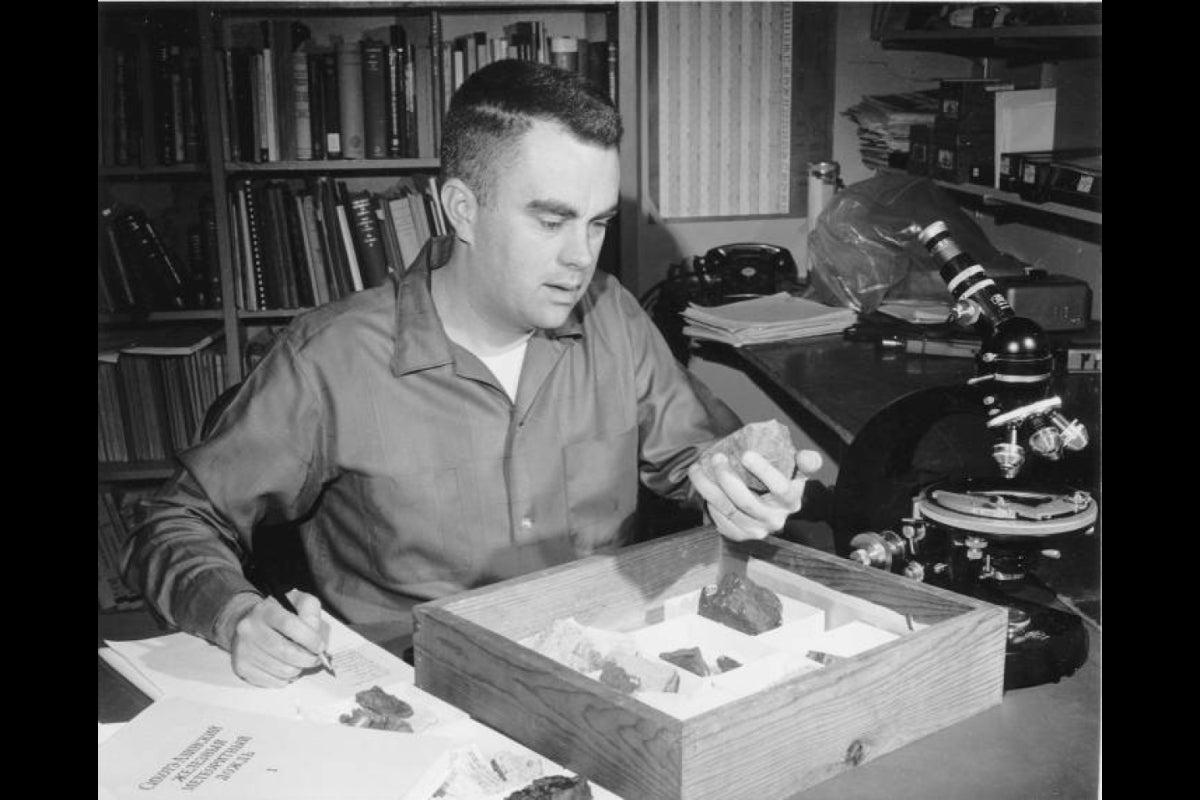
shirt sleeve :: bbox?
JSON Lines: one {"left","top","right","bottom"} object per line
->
{"left": 121, "top": 333, "right": 328, "bottom": 649}
{"left": 617, "top": 284, "right": 742, "bottom": 502}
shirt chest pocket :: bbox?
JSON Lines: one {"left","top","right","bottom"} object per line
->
{"left": 353, "top": 469, "right": 477, "bottom": 584}
{"left": 561, "top": 426, "right": 638, "bottom": 549}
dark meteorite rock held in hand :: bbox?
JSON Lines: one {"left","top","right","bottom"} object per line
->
{"left": 698, "top": 572, "right": 783, "bottom": 635}
{"left": 698, "top": 420, "right": 798, "bottom": 493}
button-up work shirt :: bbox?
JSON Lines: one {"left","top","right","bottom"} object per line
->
{"left": 124, "top": 236, "right": 739, "bottom": 646}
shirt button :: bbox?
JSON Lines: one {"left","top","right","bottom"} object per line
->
{"left": 520, "top": 517, "right": 533, "bottom": 531}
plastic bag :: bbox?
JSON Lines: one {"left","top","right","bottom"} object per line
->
{"left": 805, "top": 172, "right": 1021, "bottom": 314}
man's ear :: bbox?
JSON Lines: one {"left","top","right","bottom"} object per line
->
{"left": 440, "top": 178, "right": 477, "bottom": 244}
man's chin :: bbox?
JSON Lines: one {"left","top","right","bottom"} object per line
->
{"left": 531, "top": 305, "right": 575, "bottom": 330}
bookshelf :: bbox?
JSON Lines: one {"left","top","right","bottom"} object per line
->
{"left": 99, "top": 0, "right": 634, "bottom": 461}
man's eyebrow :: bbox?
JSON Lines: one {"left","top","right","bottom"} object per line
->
{"left": 526, "top": 199, "right": 619, "bottom": 221}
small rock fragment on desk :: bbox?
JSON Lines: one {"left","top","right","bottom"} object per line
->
{"left": 504, "top": 774, "right": 593, "bottom": 800}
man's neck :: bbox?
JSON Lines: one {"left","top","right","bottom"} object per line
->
{"left": 430, "top": 259, "right": 532, "bottom": 357}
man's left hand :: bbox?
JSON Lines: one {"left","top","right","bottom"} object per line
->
{"left": 688, "top": 449, "right": 823, "bottom": 541}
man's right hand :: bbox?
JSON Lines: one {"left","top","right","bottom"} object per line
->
{"left": 222, "top": 592, "right": 327, "bottom": 687}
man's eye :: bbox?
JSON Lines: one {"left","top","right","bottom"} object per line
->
{"left": 539, "top": 217, "right": 565, "bottom": 231}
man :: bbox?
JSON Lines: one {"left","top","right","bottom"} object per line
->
{"left": 123, "top": 60, "right": 820, "bottom": 688}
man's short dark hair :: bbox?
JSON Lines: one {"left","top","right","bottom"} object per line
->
{"left": 440, "top": 59, "right": 623, "bottom": 206}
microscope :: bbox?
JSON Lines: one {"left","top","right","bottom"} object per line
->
{"left": 833, "top": 220, "right": 1098, "bottom": 690}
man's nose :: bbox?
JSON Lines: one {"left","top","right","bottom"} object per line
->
{"left": 560, "top": 224, "right": 595, "bottom": 270}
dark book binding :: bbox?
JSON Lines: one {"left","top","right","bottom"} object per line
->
{"left": 307, "top": 51, "right": 326, "bottom": 160}
{"left": 361, "top": 39, "right": 389, "bottom": 159}
{"left": 239, "top": 179, "right": 270, "bottom": 310}
{"left": 107, "top": 207, "right": 188, "bottom": 310}
{"left": 347, "top": 190, "right": 390, "bottom": 288}
{"left": 320, "top": 51, "right": 343, "bottom": 158}
{"left": 386, "top": 25, "right": 409, "bottom": 158}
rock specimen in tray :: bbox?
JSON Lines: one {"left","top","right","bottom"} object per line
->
{"left": 598, "top": 650, "right": 680, "bottom": 694}
{"left": 521, "top": 618, "right": 633, "bottom": 672}
{"left": 505, "top": 774, "right": 594, "bottom": 800}
{"left": 698, "top": 572, "right": 783, "bottom": 635}
{"left": 338, "top": 685, "right": 414, "bottom": 731}
{"left": 716, "top": 655, "right": 742, "bottom": 672}
{"left": 659, "top": 646, "right": 711, "bottom": 677}
{"left": 697, "top": 420, "right": 797, "bottom": 492}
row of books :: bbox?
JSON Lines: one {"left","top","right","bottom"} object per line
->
{"left": 98, "top": 325, "right": 229, "bottom": 464}
{"left": 99, "top": 16, "right": 206, "bottom": 168}
{"left": 215, "top": 19, "right": 616, "bottom": 165}
{"left": 99, "top": 201, "right": 222, "bottom": 314}
{"left": 97, "top": 489, "right": 145, "bottom": 612}
{"left": 229, "top": 174, "right": 446, "bottom": 312}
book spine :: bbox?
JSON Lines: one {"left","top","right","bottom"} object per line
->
{"left": 252, "top": 51, "right": 267, "bottom": 161}
{"left": 239, "top": 179, "right": 270, "bottom": 309}
{"left": 292, "top": 48, "right": 313, "bottom": 160}
{"left": 150, "top": 35, "right": 176, "bottom": 165}
{"left": 388, "top": 195, "right": 420, "bottom": 271}
{"left": 261, "top": 27, "right": 278, "bottom": 161}
{"left": 185, "top": 225, "right": 206, "bottom": 308}
{"left": 413, "top": 45, "right": 434, "bottom": 159}
{"left": 338, "top": 42, "right": 364, "bottom": 159}
{"left": 347, "top": 190, "right": 390, "bottom": 288}
{"left": 170, "top": 46, "right": 187, "bottom": 163}
{"left": 110, "top": 209, "right": 186, "bottom": 310}
{"left": 260, "top": 182, "right": 293, "bottom": 308}
{"left": 362, "top": 40, "right": 388, "bottom": 159}
{"left": 296, "top": 191, "right": 329, "bottom": 306}
{"left": 334, "top": 183, "right": 363, "bottom": 292}
{"left": 429, "top": 11, "right": 443, "bottom": 147}
{"left": 386, "top": 25, "right": 408, "bottom": 158}
{"left": 231, "top": 47, "right": 256, "bottom": 162}
{"left": 376, "top": 196, "right": 402, "bottom": 278}
{"left": 112, "top": 42, "right": 132, "bottom": 165}
{"left": 271, "top": 20, "right": 295, "bottom": 162}
{"left": 199, "top": 197, "right": 221, "bottom": 310}
{"left": 308, "top": 52, "right": 326, "bottom": 160}
{"left": 138, "top": 212, "right": 188, "bottom": 308}
{"left": 100, "top": 207, "right": 139, "bottom": 309}
{"left": 214, "top": 49, "right": 232, "bottom": 162}
{"left": 314, "top": 177, "right": 349, "bottom": 297}
{"left": 230, "top": 189, "right": 254, "bottom": 310}
{"left": 407, "top": 186, "right": 431, "bottom": 248}
{"left": 280, "top": 183, "right": 315, "bottom": 307}
{"left": 321, "top": 51, "right": 342, "bottom": 158}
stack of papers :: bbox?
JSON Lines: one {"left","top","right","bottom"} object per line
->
{"left": 99, "top": 617, "right": 620, "bottom": 800}
{"left": 682, "top": 292, "right": 857, "bottom": 346}
{"left": 841, "top": 90, "right": 939, "bottom": 169}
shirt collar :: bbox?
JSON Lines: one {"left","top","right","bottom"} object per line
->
{"left": 389, "top": 236, "right": 584, "bottom": 378}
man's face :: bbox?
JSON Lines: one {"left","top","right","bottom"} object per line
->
{"left": 465, "top": 120, "right": 620, "bottom": 336}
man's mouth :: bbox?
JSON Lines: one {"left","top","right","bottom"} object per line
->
{"left": 545, "top": 281, "right": 581, "bottom": 298}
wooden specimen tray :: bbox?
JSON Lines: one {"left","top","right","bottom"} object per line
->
{"left": 413, "top": 527, "right": 1006, "bottom": 799}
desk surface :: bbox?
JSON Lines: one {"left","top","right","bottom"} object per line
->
{"left": 734, "top": 335, "right": 978, "bottom": 450}
{"left": 99, "top": 614, "right": 1101, "bottom": 800}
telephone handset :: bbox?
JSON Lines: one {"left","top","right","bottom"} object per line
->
{"left": 693, "top": 243, "right": 797, "bottom": 302}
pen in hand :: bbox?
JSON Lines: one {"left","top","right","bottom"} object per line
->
{"left": 274, "top": 589, "right": 337, "bottom": 677}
